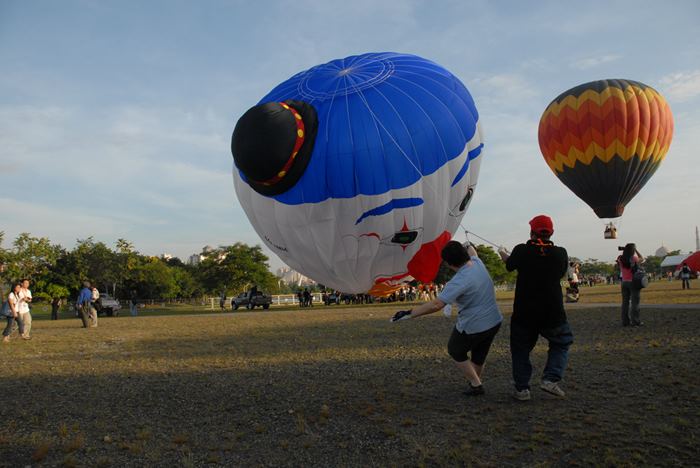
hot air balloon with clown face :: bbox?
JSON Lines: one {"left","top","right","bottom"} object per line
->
{"left": 231, "top": 52, "right": 484, "bottom": 295}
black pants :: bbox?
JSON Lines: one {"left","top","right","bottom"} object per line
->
{"left": 447, "top": 323, "right": 501, "bottom": 365}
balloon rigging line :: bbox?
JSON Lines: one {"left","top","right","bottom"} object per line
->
{"left": 464, "top": 230, "right": 502, "bottom": 249}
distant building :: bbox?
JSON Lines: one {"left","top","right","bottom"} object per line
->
{"left": 187, "top": 254, "right": 203, "bottom": 266}
{"left": 660, "top": 254, "right": 690, "bottom": 269}
{"left": 161, "top": 253, "right": 173, "bottom": 261}
{"left": 276, "top": 267, "right": 315, "bottom": 287}
{"left": 187, "top": 246, "right": 226, "bottom": 265}
{"left": 654, "top": 245, "right": 670, "bottom": 257}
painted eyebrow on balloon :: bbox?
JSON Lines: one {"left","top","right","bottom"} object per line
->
{"left": 355, "top": 198, "right": 424, "bottom": 225}
{"left": 451, "top": 143, "right": 484, "bottom": 187}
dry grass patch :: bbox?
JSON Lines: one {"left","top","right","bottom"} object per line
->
{"left": 1, "top": 303, "right": 698, "bottom": 465}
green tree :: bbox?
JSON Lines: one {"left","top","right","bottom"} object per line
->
{"left": 197, "top": 243, "right": 277, "bottom": 294}
{"left": 642, "top": 255, "right": 663, "bottom": 275}
{"left": 171, "top": 265, "right": 201, "bottom": 298}
{"left": 71, "top": 237, "right": 121, "bottom": 294}
{"left": 475, "top": 244, "right": 516, "bottom": 284}
{"left": 4, "top": 233, "right": 62, "bottom": 282}
{"left": 131, "top": 258, "right": 180, "bottom": 299}
{"left": 577, "top": 258, "right": 615, "bottom": 277}
{"left": 36, "top": 283, "right": 71, "bottom": 302}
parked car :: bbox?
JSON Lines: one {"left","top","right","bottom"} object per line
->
{"left": 323, "top": 291, "right": 341, "bottom": 305}
{"left": 97, "top": 293, "right": 121, "bottom": 317}
{"left": 231, "top": 291, "right": 272, "bottom": 310}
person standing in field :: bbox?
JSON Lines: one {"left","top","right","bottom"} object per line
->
{"left": 499, "top": 215, "right": 573, "bottom": 401}
{"left": 392, "top": 241, "right": 503, "bottom": 396}
{"left": 680, "top": 262, "right": 692, "bottom": 289}
{"left": 3, "top": 283, "right": 28, "bottom": 343}
{"left": 51, "top": 297, "right": 62, "bottom": 320}
{"left": 130, "top": 289, "right": 138, "bottom": 316}
{"left": 616, "top": 243, "right": 645, "bottom": 327}
{"left": 91, "top": 286, "right": 102, "bottom": 322}
{"left": 18, "top": 279, "right": 33, "bottom": 339}
{"left": 76, "top": 281, "right": 95, "bottom": 328}
{"left": 89, "top": 286, "right": 100, "bottom": 327}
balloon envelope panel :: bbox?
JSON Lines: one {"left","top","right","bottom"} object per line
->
{"left": 232, "top": 52, "right": 483, "bottom": 293}
{"left": 538, "top": 79, "right": 673, "bottom": 219}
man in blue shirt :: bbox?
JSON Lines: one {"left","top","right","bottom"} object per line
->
{"left": 392, "top": 241, "right": 503, "bottom": 396}
{"left": 76, "top": 281, "right": 93, "bottom": 328}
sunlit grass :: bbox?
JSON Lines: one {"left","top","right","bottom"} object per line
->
{"left": 496, "top": 278, "right": 700, "bottom": 304}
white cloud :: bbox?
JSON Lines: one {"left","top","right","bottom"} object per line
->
{"left": 659, "top": 70, "right": 700, "bottom": 102}
{"left": 569, "top": 54, "right": 621, "bottom": 70}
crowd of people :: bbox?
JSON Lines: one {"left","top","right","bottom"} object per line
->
{"left": 2, "top": 279, "right": 106, "bottom": 343}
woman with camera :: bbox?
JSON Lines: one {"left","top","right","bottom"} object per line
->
{"left": 617, "top": 243, "right": 645, "bottom": 327}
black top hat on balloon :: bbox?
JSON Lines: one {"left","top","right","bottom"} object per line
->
{"left": 231, "top": 100, "right": 318, "bottom": 196}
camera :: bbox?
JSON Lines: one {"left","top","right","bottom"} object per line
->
{"left": 618, "top": 246, "right": 625, "bottom": 251}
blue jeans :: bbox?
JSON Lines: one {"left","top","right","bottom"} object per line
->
{"left": 3, "top": 315, "right": 25, "bottom": 337}
{"left": 510, "top": 320, "right": 574, "bottom": 391}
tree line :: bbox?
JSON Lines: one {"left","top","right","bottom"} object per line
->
{"left": 1, "top": 231, "right": 671, "bottom": 303}
{"left": 0, "top": 232, "right": 280, "bottom": 302}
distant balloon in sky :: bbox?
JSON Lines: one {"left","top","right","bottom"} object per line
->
{"left": 231, "top": 52, "right": 484, "bottom": 294}
{"left": 538, "top": 79, "right": 674, "bottom": 220}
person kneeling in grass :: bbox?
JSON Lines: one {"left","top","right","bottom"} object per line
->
{"left": 391, "top": 241, "right": 503, "bottom": 396}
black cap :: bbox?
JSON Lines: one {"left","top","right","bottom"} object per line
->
{"left": 231, "top": 100, "right": 318, "bottom": 196}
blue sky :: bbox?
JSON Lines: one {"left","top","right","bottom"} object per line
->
{"left": 1, "top": 0, "right": 699, "bottom": 271}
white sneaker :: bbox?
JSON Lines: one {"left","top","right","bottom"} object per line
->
{"left": 540, "top": 380, "right": 565, "bottom": 397}
{"left": 513, "top": 388, "right": 531, "bottom": 401}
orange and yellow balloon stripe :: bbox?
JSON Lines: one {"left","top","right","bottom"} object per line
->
{"left": 538, "top": 84, "right": 673, "bottom": 173}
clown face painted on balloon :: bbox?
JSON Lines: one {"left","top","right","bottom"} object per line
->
{"left": 232, "top": 52, "right": 484, "bottom": 294}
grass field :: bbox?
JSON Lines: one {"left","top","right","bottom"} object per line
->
{"left": 495, "top": 279, "right": 700, "bottom": 305}
{"left": 1, "top": 289, "right": 699, "bottom": 466}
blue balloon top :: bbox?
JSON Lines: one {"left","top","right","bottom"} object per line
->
{"left": 253, "top": 52, "right": 480, "bottom": 205}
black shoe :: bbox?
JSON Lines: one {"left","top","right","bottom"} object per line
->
{"left": 463, "top": 384, "right": 485, "bottom": 397}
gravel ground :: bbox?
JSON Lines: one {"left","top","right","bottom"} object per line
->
{"left": 1, "top": 302, "right": 699, "bottom": 467}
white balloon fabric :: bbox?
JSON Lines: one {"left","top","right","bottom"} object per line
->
{"left": 232, "top": 52, "right": 484, "bottom": 295}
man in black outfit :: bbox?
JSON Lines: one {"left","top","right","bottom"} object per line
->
{"left": 499, "top": 215, "right": 573, "bottom": 401}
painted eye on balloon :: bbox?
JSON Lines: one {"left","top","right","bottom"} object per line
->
{"left": 390, "top": 230, "right": 419, "bottom": 245}
{"left": 374, "top": 227, "right": 423, "bottom": 247}
{"left": 450, "top": 187, "right": 474, "bottom": 216}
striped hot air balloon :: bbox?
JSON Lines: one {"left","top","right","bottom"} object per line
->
{"left": 538, "top": 79, "right": 673, "bottom": 219}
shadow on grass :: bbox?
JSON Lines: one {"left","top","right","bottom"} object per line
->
{"left": 2, "top": 307, "right": 699, "bottom": 466}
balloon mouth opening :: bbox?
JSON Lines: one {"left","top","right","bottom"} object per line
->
{"left": 231, "top": 100, "right": 318, "bottom": 196}
{"left": 594, "top": 205, "right": 625, "bottom": 218}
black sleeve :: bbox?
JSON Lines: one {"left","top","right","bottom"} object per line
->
{"left": 559, "top": 248, "right": 569, "bottom": 277}
{"left": 505, "top": 244, "right": 522, "bottom": 272}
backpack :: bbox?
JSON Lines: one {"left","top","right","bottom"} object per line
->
{"left": 0, "top": 293, "right": 17, "bottom": 317}
{"left": 632, "top": 263, "right": 649, "bottom": 289}
{"left": 0, "top": 299, "right": 11, "bottom": 317}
